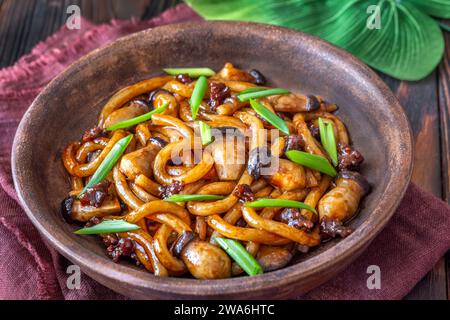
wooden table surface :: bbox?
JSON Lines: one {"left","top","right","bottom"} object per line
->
{"left": 0, "top": 0, "right": 449, "bottom": 300}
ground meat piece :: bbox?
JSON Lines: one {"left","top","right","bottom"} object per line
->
{"left": 101, "top": 233, "right": 119, "bottom": 247}
{"left": 308, "top": 122, "right": 320, "bottom": 141}
{"left": 106, "top": 238, "right": 136, "bottom": 263}
{"left": 249, "top": 69, "right": 266, "bottom": 85}
{"left": 159, "top": 181, "right": 184, "bottom": 199}
{"left": 337, "top": 143, "right": 364, "bottom": 171}
{"left": 278, "top": 208, "right": 314, "bottom": 231}
{"left": 208, "top": 82, "right": 230, "bottom": 111}
{"left": 233, "top": 184, "right": 255, "bottom": 203}
{"left": 61, "top": 196, "right": 75, "bottom": 223}
{"left": 85, "top": 216, "right": 101, "bottom": 227}
{"left": 170, "top": 231, "right": 195, "bottom": 257}
{"left": 82, "top": 126, "right": 106, "bottom": 142}
{"left": 175, "top": 73, "right": 193, "bottom": 84}
{"left": 320, "top": 216, "right": 353, "bottom": 240}
{"left": 283, "top": 135, "right": 304, "bottom": 153}
{"left": 79, "top": 181, "right": 111, "bottom": 208}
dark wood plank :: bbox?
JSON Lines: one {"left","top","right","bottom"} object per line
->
{"left": 0, "top": 0, "right": 168, "bottom": 68}
{"left": 380, "top": 70, "right": 447, "bottom": 300}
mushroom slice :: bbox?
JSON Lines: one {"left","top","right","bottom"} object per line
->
{"left": 256, "top": 245, "right": 293, "bottom": 272}
{"left": 71, "top": 197, "right": 121, "bottom": 222}
{"left": 180, "top": 240, "right": 231, "bottom": 279}
{"left": 103, "top": 102, "right": 148, "bottom": 129}
{"left": 215, "top": 62, "right": 254, "bottom": 82}
{"left": 318, "top": 171, "right": 370, "bottom": 222}
{"left": 210, "top": 134, "right": 245, "bottom": 181}
{"left": 268, "top": 93, "right": 320, "bottom": 113}
{"left": 119, "top": 143, "right": 161, "bottom": 180}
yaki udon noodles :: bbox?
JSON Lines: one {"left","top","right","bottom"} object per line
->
{"left": 61, "top": 63, "right": 370, "bottom": 279}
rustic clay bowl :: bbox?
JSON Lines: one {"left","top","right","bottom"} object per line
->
{"left": 12, "top": 21, "right": 413, "bottom": 299}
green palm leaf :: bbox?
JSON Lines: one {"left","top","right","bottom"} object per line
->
{"left": 186, "top": 0, "right": 448, "bottom": 81}
{"left": 404, "top": 0, "right": 450, "bottom": 18}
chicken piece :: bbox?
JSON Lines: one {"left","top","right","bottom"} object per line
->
{"left": 103, "top": 102, "right": 148, "bottom": 128}
{"left": 119, "top": 143, "right": 161, "bottom": 180}
{"left": 266, "top": 159, "right": 306, "bottom": 191}
{"left": 318, "top": 171, "right": 370, "bottom": 222}
{"left": 180, "top": 240, "right": 231, "bottom": 279}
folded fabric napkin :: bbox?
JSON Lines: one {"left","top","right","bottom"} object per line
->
{"left": 0, "top": 4, "right": 449, "bottom": 300}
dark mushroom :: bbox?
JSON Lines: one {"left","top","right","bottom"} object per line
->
{"left": 249, "top": 69, "right": 266, "bottom": 85}
{"left": 268, "top": 93, "right": 320, "bottom": 113}
{"left": 170, "top": 231, "right": 195, "bottom": 257}
{"left": 149, "top": 136, "right": 168, "bottom": 148}
{"left": 61, "top": 195, "right": 76, "bottom": 223}
{"left": 148, "top": 88, "right": 172, "bottom": 105}
{"left": 180, "top": 240, "right": 231, "bottom": 279}
{"left": 247, "top": 146, "right": 272, "bottom": 180}
{"left": 256, "top": 245, "right": 293, "bottom": 272}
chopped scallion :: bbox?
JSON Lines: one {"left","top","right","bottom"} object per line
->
{"left": 163, "top": 67, "right": 215, "bottom": 77}
{"left": 74, "top": 220, "right": 140, "bottom": 235}
{"left": 214, "top": 237, "right": 263, "bottom": 276}
{"left": 106, "top": 102, "right": 168, "bottom": 131}
{"left": 79, "top": 134, "right": 133, "bottom": 196}
{"left": 164, "top": 194, "right": 225, "bottom": 202}
{"left": 190, "top": 76, "right": 208, "bottom": 120}
{"left": 249, "top": 99, "right": 290, "bottom": 135}
{"left": 286, "top": 150, "right": 337, "bottom": 177}
{"left": 245, "top": 198, "right": 317, "bottom": 213}
{"left": 237, "top": 88, "right": 290, "bottom": 102}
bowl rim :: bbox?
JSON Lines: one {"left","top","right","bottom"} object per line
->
{"left": 12, "top": 20, "right": 413, "bottom": 297}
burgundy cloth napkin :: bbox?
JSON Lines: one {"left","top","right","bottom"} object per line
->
{"left": 1, "top": 4, "right": 449, "bottom": 300}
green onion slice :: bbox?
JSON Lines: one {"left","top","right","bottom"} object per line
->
{"left": 79, "top": 134, "right": 133, "bottom": 196}
{"left": 237, "top": 88, "right": 290, "bottom": 102}
{"left": 214, "top": 237, "right": 263, "bottom": 276}
{"left": 74, "top": 220, "right": 140, "bottom": 235}
{"left": 163, "top": 67, "right": 215, "bottom": 77}
{"left": 318, "top": 118, "right": 338, "bottom": 167}
{"left": 249, "top": 99, "right": 290, "bottom": 135}
{"left": 106, "top": 102, "right": 168, "bottom": 131}
{"left": 164, "top": 194, "right": 225, "bottom": 202}
{"left": 190, "top": 76, "right": 208, "bottom": 120}
{"left": 245, "top": 198, "right": 317, "bottom": 214}
{"left": 286, "top": 150, "right": 337, "bottom": 177}
{"left": 199, "top": 121, "right": 213, "bottom": 145}
{"left": 238, "top": 87, "right": 268, "bottom": 95}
